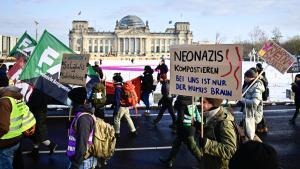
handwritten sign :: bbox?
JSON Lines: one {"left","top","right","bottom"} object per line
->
{"left": 287, "top": 55, "right": 300, "bottom": 73}
{"left": 59, "top": 54, "right": 90, "bottom": 86}
{"left": 258, "top": 41, "right": 296, "bottom": 74}
{"left": 170, "top": 45, "right": 243, "bottom": 100}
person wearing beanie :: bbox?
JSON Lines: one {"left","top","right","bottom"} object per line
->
{"left": 229, "top": 141, "right": 279, "bottom": 169}
{"left": 152, "top": 75, "right": 176, "bottom": 128}
{"left": 67, "top": 87, "right": 100, "bottom": 169}
{"left": 112, "top": 73, "right": 137, "bottom": 138}
{"left": 255, "top": 63, "right": 269, "bottom": 133}
{"left": 240, "top": 68, "right": 265, "bottom": 137}
{"left": 140, "top": 65, "right": 154, "bottom": 116}
{"left": 290, "top": 74, "right": 300, "bottom": 124}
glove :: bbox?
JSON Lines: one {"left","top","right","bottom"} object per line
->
{"left": 199, "top": 137, "right": 207, "bottom": 148}
{"left": 23, "top": 125, "right": 36, "bottom": 136}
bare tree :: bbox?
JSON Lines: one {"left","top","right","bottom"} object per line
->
{"left": 271, "top": 27, "right": 283, "bottom": 44}
{"left": 215, "top": 32, "right": 226, "bottom": 44}
{"left": 248, "top": 26, "right": 268, "bottom": 61}
{"left": 282, "top": 36, "right": 300, "bottom": 55}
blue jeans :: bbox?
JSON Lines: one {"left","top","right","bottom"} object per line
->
{"left": 141, "top": 91, "right": 151, "bottom": 110}
{"left": 69, "top": 157, "right": 97, "bottom": 169}
{"left": 0, "top": 143, "right": 20, "bottom": 169}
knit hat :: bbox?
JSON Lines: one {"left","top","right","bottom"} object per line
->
{"left": 68, "top": 87, "right": 87, "bottom": 105}
{"left": 229, "top": 141, "right": 279, "bottom": 169}
{"left": 113, "top": 73, "right": 123, "bottom": 83}
{"left": 256, "top": 63, "right": 263, "bottom": 70}
{"left": 244, "top": 68, "right": 257, "bottom": 78}
{"left": 0, "top": 86, "right": 21, "bottom": 96}
{"left": 205, "top": 98, "right": 223, "bottom": 107}
{"left": 144, "top": 65, "right": 154, "bottom": 74}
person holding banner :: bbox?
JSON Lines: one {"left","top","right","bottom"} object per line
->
{"left": 196, "top": 97, "right": 237, "bottom": 169}
{"left": 159, "top": 95, "right": 202, "bottom": 168}
{"left": 289, "top": 74, "right": 300, "bottom": 124}
{"left": 239, "top": 68, "right": 265, "bottom": 138}
{"left": 26, "top": 89, "right": 57, "bottom": 158}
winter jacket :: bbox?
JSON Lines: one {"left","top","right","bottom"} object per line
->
{"left": 69, "top": 105, "right": 94, "bottom": 169}
{"left": 198, "top": 107, "right": 237, "bottom": 169}
{"left": 141, "top": 73, "right": 154, "bottom": 92}
{"left": 242, "top": 80, "right": 265, "bottom": 124}
{"left": 27, "top": 89, "right": 50, "bottom": 113}
{"left": 155, "top": 63, "right": 168, "bottom": 75}
{"left": 0, "top": 89, "right": 24, "bottom": 148}
{"left": 292, "top": 80, "right": 300, "bottom": 104}
{"left": 92, "top": 65, "right": 103, "bottom": 79}
{"left": 113, "top": 84, "right": 122, "bottom": 114}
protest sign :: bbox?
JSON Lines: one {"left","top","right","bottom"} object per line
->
{"left": 170, "top": 44, "right": 243, "bottom": 100}
{"left": 258, "top": 41, "right": 296, "bottom": 74}
{"left": 60, "top": 54, "right": 89, "bottom": 86}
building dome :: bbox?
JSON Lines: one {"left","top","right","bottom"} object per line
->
{"left": 119, "top": 15, "right": 145, "bottom": 28}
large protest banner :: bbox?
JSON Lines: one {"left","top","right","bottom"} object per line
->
{"left": 19, "top": 30, "right": 74, "bottom": 105}
{"left": 60, "top": 54, "right": 90, "bottom": 86}
{"left": 9, "top": 32, "right": 37, "bottom": 58}
{"left": 170, "top": 45, "right": 243, "bottom": 100}
{"left": 258, "top": 41, "right": 296, "bottom": 74}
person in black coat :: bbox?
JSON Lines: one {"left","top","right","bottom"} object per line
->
{"left": 290, "top": 74, "right": 300, "bottom": 124}
{"left": 26, "top": 89, "right": 57, "bottom": 158}
{"left": 140, "top": 66, "right": 154, "bottom": 116}
{"left": 155, "top": 59, "right": 168, "bottom": 81}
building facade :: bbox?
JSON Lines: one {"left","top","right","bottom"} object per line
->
{"left": 0, "top": 35, "right": 18, "bottom": 59}
{"left": 69, "top": 15, "right": 193, "bottom": 58}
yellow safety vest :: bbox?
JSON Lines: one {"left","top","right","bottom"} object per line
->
{"left": 0, "top": 96, "right": 36, "bottom": 139}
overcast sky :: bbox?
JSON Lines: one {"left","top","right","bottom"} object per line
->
{"left": 1, "top": 0, "right": 299, "bottom": 44}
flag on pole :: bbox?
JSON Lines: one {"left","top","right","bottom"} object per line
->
{"left": 34, "top": 21, "right": 39, "bottom": 25}
{"left": 169, "top": 20, "right": 172, "bottom": 24}
{"left": 19, "top": 30, "right": 74, "bottom": 105}
{"left": 9, "top": 32, "right": 37, "bottom": 58}
{"left": 78, "top": 11, "right": 81, "bottom": 16}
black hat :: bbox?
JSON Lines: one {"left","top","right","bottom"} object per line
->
{"left": 68, "top": 87, "right": 87, "bottom": 105}
{"left": 144, "top": 65, "right": 154, "bottom": 74}
{"left": 256, "top": 63, "right": 263, "bottom": 70}
{"left": 229, "top": 141, "right": 279, "bottom": 169}
{"left": 113, "top": 73, "right": 123, "bottom": 83}
{"left": 244, "top": 69, "right": 257, "bottom": 78}
{"left": 295, "top": 74, "right": 300, "bottom": 78}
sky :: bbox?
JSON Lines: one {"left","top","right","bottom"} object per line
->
{"left": 1, "top": 0, "right": 300, "bottom": 45}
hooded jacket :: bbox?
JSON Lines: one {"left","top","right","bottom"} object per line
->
{"left": 242, "top": 79, "right": 265, "bottom": 124}
{"left": 199, "top": 108, "right": 237, "bottom": 169}
{"left": 0, "top": 89, "right": 24, "bottom": 148}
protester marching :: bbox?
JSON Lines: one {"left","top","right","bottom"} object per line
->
{"left": 1, "top": 29, "right": 297, "bottom": 169}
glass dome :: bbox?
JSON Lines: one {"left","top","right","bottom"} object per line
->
{"left": 119, "top": 15, "right": 145, "bottom": 28}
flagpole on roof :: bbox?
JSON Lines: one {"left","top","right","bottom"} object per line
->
{"left": 34, "top": 21, "right": 39, "bottom": 41}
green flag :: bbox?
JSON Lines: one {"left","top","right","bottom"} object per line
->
{"left": 9, "top": 32, "right": 37, "bottom": 57}
{"left": 19, "top": 30, "right": 74, "bottom": 105}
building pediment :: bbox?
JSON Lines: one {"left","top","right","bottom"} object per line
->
{"left": 117, "top": 28, "right": 146, "bottom": 36}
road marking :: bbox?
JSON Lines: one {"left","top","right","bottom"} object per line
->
{"left": 22, "top": 146, "right": 172, "bottom": 154}
{"left": 47, "top": 109, "right": 295, "bottom": 118}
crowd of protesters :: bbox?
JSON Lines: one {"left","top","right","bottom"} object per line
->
{"left": 1, "top": 59, "right": 295, "bottom": 169}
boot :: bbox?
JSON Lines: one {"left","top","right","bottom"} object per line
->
{"left": 130, "top": 131, "right": 138, "bottom": 137}
{"left": 47, "top": 142, "right": 57, "bottom": 155}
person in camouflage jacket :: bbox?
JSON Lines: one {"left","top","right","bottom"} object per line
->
{"left": 197, "top": 97, "right": 237, "bottom": 169}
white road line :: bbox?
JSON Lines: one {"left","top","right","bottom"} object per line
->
{"left": 22, "top": 146, "right": 172, "bottom": 154}
{"left": 47, "top": 109, "right": 295, "bottom": 118}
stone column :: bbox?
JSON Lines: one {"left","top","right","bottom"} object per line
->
{"left": 139, "top": 38, "right": 142, "bottom": 55}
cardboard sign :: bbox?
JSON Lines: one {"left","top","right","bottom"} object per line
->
{"left": 60, "top": 54, "right": 90, "bottom": 86}
{"left": 258, "top": 41, "right": 296, "bottom": 74}
{"left": 170, "top": 45, "right": 243, "bottom": 100}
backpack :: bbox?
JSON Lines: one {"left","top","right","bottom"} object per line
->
{"left": 91, "top": 83, "right": 106, "bottom": 107}
{"left": 214, "top": 113, "right": 262, "bottom": 149}
{"left": 75, "top": 113, "right": 116, "bottom": 159}
{"left": 120, "top": 81, "right": 138, "bottom": 107}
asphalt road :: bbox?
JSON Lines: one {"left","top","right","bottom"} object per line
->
{"left": 18, "top": 104, "right": 300, "bottom": 169}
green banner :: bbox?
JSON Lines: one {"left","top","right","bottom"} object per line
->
{"left": 19, "top": 30, "right": 74, "bottom": 80}
{"left": 9, "top": 32, "right": 37, "bottom": 57}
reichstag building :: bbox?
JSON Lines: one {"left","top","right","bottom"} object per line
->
{"left": 69, "top": 15, "right": 193, "bottom": 58}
